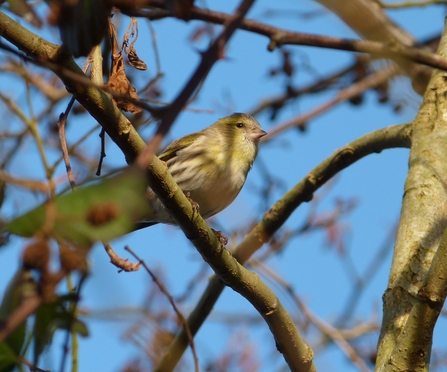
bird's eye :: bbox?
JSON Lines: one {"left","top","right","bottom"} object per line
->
{"left": 236, "top": 123, "right": 244, "bottom": 128}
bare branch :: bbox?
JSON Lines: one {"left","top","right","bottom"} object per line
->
{"left": 158, "top": 123, "right": 412, "bottom": 369}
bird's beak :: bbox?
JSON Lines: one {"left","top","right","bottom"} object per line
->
{"left": 250, "top": 129, "right": 267, "bottom": 141}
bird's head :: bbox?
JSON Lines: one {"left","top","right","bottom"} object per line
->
{"left": 212, "top": 113, "right": 267, "bottom": 144}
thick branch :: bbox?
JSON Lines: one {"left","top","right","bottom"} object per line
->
{"left": 0, "top": 5, "right": 314, "bottom": 371}
{"left": 145, "top": 152, "right": 315, "bottom": 372}
{"left": 388, "top": 226, "right": 447, "bottom": 370}
{"left": 376, "top": 19, "right": 447, "bottom": 372}
{"left": 157, "top": 123, "right": 413, "bottom": 370}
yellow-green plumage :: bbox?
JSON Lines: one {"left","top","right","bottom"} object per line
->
{"left": 144, "top": 113, "right": 266, "bottom": 225}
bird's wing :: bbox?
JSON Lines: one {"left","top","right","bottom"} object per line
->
{"left": 158, "top": 132, "right": 205, "bottom": 162}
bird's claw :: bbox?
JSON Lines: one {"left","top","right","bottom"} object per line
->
{"left": 211, "top": 228, "right": 228, "bottom": 246}
{"left": 185, "top": 192, "right": 200, "bottom": 212}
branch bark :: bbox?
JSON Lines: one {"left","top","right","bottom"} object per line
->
{"left": 376, "top": 18, "right": 447, "bottom": 372}
{"left": 157, "top": 123, "right": 413, "bottom": 371}
{"left": 0, "top": 11, "right": 146, "bottom": 163}
{"left": 315, "top": 0, "right": 431, "bottom": 94}
{"left": 133, "top": 0, "right": 442, "bottom": 95}
{"left": 0, "top": 5, "right": 315, "bottom": 371}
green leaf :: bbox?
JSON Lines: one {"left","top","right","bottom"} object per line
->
{"left": 0, "top": 270, "right": 37, "bottom": 361}
{"left": 0, "top": 342, "right": 18, "bottom": 372}
{"left": 60, "top": 318, "right": 89, "bottom": 338}
{"left": 33, "top": 302, "right": 59, "bottom": 359}
{"left": 33, "top": 296, "right": 89, "bottom": 361}
{"left": 6, "top": 166, "right": 149, "bottom": 247}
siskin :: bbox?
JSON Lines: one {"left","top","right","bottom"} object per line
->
{"left": 142, "top": 113, "right": 267, "bottom": 227}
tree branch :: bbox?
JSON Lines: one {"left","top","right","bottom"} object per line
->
{"left": 388, "top": 225, "right": 447, "bottom": 370}
{"left": 134, "top": 0, "right": 447, "bottom": 87}
{"left": 0, "top": 11, "right": 146, "bottom": 163}
{"left": 1, "top": 5, "right": 315, "bottom": 371}
{"left": 137, "top": 0, "right": 257, "bottom": 166}
{"left": 263, "top": 64, "right": 398, "bottom": 137}
{"left": 156, "top": 122, "right": 413, "bottom": 370}
{"left": 376, "top": 19, "right": 447, "bottom": 372}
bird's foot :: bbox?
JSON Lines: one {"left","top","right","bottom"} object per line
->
{"left": 185, "top": 192, "right": 200, "bottom": 212}
{"left": 211, "top": 228, "right": 228, "bottom": 246}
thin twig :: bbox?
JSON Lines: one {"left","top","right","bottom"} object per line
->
{"left": 249, "top": 58, "right": 367, "bottom": 117}
{"left": 0, "top": 170, "right": 52, "bottom": 193}
{"left": 95, "top": 128, "right": 107, "bottom": 176}
{"left": 0, "top": 39, "right": 162, "bottom": 116}
{"left": 18, "top": 356, "right": 49, "bottom": 372}
{"left": 251, "top": 259, "right": 374, "bottom": 372}
{"left": 124, "top": 246, "right": 199, "bottom": 372}
{"left": 335, "top": 222, "right": 398, "bottom": 328}
{"left": 0, "top": 270, "right": 67, "bottom": 343}
{"left": 136, "top": 0, "right": 257, "bottom": 169}
{"left": 58, "top": 96, "right": 77, "bottom": 190}
{"left": 263, "top": 64, "right": 398, "bottom": 139}
{"left": 103, "top": 242, "right": 141, "bottom": 272}
{"left": 377, "top": 0, "right": 447, "bottom": 8}
{"left": 135, "top": 1, "right": 447, "bottom": 72}
{"left": 59, "top": 275, "right": 87, "bottom": 372}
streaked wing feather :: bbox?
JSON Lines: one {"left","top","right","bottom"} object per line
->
{"left": 158, "top": 132, "right": 204, "bottom": 162}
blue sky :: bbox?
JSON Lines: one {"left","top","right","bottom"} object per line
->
{"left": 1, "top": 1, "right": 446, "bottom": 371}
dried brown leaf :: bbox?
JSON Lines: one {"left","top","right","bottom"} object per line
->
{"left": 123, "top": 17, "right": 148, "bottom": 71}
{"left": 127, "top": 46, "right": 147, "bottom": 71}
{"left": 107, "top": 19, "right": 142, "bottom": 113}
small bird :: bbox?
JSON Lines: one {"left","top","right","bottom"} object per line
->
{"left": 141, "top": 113, "right": 266, "bottom": 227}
